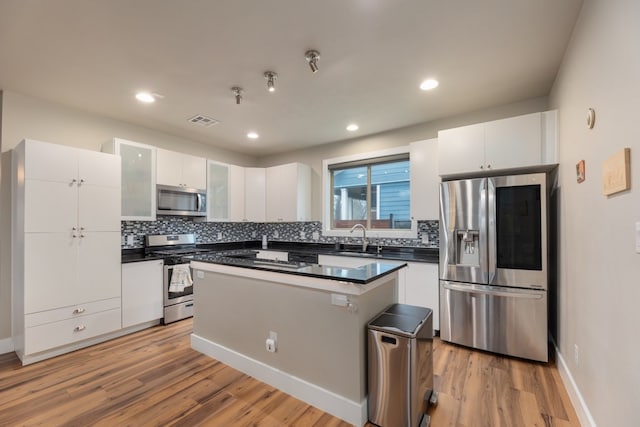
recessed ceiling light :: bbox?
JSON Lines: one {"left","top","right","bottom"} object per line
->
{"left": 247, "top": 132, "right": 259, "bottom": 139}
{"left": 135, "top": 92, "right": 156, "bottom": 103}
{"left": 419, "top": 79, "right": 439, "bottom": 91}
{"left": 346, "top": 124, "right": 359, "bottom": 132}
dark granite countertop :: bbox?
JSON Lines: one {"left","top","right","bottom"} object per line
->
{"left": 122, "top": 241, "right": 438, "bottom": 264}
{"left": 190, "top": 250, "right": 407, "bottom": 285}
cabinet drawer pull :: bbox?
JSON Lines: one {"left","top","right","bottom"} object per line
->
{"left": 73, "top": 308, "right": 85, "bottom": 314}
{"left": 74, "top": 325, "right": 86, "bottom": 332}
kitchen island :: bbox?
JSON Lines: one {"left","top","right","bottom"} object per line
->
{"left": 189, "top": 252, "right": 405, "bottom": 426}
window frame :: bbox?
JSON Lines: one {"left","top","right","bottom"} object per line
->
{"left": 322, "top": 146, "right": 417, "bottom": 238}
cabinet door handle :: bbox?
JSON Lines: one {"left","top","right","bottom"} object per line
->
{"left": 71, "top": 178, "right": 77, "bottom": 184}
{"left": 73, "top": 308, "right": 85, "bottom": 314}
{"left": 74, "top": 325, "right": 86, "bottom": 332}
{"left": 487, "top": 164, "right": 492, "bottom": 169}
{"left": 479, "top": 165, "right": 484, "bottom": 169}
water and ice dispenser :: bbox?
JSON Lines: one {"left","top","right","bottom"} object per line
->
{"left": 455, "top": 229, "right": 480, "bottom": 266}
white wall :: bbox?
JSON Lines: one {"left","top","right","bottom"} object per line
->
{"left": 258, "top": 96, "right": 549, "bottom": 220}
{"left": 549, "top": 1, "right": 640, "bottom": 426}
{"left": 0, "top": 90, "right": 257, "bottom": 166}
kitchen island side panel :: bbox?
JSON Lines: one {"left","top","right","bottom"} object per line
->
{"left": 192, "top": 270, "right": 397, "bottom": 402}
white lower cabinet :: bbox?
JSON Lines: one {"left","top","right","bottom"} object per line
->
{"left": 121, "top": 260, "right": 164, "bottom": 328}
{"left": 25, "top": 300, "right": 121, "bottom": 355}
{"left": 402, "top": 262, "right": 439, "bottom": 331}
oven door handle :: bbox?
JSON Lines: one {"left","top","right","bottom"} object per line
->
{"left": 443, "top": 282, "right": 544, "bottom": 299}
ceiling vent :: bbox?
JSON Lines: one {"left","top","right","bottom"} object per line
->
{"left": 188, "top": 115, "right": 220, "bottom": 127}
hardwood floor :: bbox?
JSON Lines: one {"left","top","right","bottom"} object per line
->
{"left": 0, "top": 319, "right": 579, "bottom": 426}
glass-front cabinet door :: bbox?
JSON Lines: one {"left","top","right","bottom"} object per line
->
{"left": 102, "top": 138, "right": 156, "bottom": 221}
{"left": 207, "top": 161, "right": 230, "bottom": 221}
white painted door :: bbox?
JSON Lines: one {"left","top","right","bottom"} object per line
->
{"left": 156, "top": 148, "right": 182, "bottom": 187}
{"left": 122, "top": 260, "right": 164, "bottom": 328}
{"left": 437, "top": 123, "right": 485, "bottom": 175}
{"left": 24, "top": 233, "right": 78, "bottom": 313}
{"left": 78, "top": 185, "right": 121, "bottom": 232}
{"left": 76, "top": 232, "right": 121, "bottom": 304}
{"left": 409, "top": 138, "right": 439, "bottom": 221}
{"left": 404, "top": 262, "right": 439, "bottom": 331}
{"left": 228, "top": 164, "right": 245, "bottom": 221}
{"left": 24, "top": 180, "right": 77, "bottom": 233}
{"left": 484, "top": 112, "right": 541, "bottom": 170}
{"left": 181, "top": 153, "right": 207, "bottom": 189}
{"left": 78, "top": 150, "right": 121, "bottom": 189}
{"left": 244, "top": 168, "right": 266, "bottom": 222}
{"left": 266, "top": 164, "right": 296, "bottom": 222}
{"left": 24, "top": 140, "right": 77, "bottom": 182}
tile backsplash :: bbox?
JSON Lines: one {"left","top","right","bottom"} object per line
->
{"left": 121, "top": 217, "right": 439, "bottom": 249}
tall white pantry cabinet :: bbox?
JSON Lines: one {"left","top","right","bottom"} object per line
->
{"left": 12, "top": 139, "right": 122, "bottom": 364}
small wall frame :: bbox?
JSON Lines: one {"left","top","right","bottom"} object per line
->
{"left": 602, "top": 148, "right": 631, "bottom": 196}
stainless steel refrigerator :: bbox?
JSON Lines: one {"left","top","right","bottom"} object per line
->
{"left": 439, "top": 172, "right": 549, "bottom": 362}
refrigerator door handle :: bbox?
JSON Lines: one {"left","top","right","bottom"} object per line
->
{"left": 487, "top": 178, "right": 497, "bottom": 284}
{"left": 442, "top": 282, "right": 544, "bottom": 299}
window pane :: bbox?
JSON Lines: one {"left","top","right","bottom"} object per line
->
{"left": 332, "top": 166, "right": 368, "bottom": 228}
{"left": 370, "top": 161, "right": 410, "bottom": 229}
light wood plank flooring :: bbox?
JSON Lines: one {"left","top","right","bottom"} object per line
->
{"left": 0, "top": 319, "right": 579, "bottom": 426}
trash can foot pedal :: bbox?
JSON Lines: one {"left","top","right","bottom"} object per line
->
{"left": 419, "top": 413, "right": 431, "bottom": 427}
{"left": 429, "top": 390, "right": 439, "bottom": 406}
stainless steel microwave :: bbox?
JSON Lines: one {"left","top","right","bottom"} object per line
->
{"left": 156, "top": 184, "right": 206, "bottom": 217}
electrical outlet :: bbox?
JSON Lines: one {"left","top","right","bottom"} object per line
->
{"left": 217, "top": 232, "right": 223, "bottom": 240}
{"left": 273, "top": 230, "right": 279, "bottom": 238}
{"left": 574, "top": 344, "right": 580, "bottom": 366}
{"left": 299, "top": 231, "right": 306, "bottom": 239}
{"left": 266, "top": 331, "right": 278, "bottom": 353}
{"left": 312, "top": 231, "right": 319, "bottom": 240}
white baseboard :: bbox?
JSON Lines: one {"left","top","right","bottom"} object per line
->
{"left": 191, "top": 333, "right": 367, "bottom": 427}
{"left": 0, "top": 337, "right": 14, "bottom": 354}
{"left": 554, "top": 343, "right": 597, "bottom": 427}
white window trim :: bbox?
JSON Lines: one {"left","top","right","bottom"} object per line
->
{"left": 322, "top": 146, "right": 417, "bottom": 238}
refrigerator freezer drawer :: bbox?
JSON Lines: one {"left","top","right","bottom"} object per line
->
{"left": 439, "top": 281, "right": 548, "bottom": 362}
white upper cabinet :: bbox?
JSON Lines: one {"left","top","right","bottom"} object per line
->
{"left": 437, "top": 111, "right": 557, "bottom": 176}
{"left": 483, "top": 113, "right": 542, "bottom": 170}
{"left": 244, "top": 168, "right": 266, "bottom": 222}
{"left": 156, "top": 148, "right": 206, "bottom": 189}
{"left": 409, "top": 138, "right": 439, "bottom": 221}
{"left": 102, "top": 138, "right": 156, "bottom": 221}
{"left": 266, "top": 163, "right": 311, "bottom": 222}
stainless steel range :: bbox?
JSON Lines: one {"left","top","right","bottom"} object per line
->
{"left": 145, "top": 234, "right": 210, "bottom": 324}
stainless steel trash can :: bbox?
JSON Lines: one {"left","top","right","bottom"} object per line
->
{"left": 368, "top": 304, "right": 436, "bottom": 427}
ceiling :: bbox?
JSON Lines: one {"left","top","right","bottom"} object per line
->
{"left": 0, "top": 0, "right": 583, "bottom": 156}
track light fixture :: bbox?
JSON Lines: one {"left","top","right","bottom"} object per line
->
{"left": 264, "top": 71, "right": 277, "bottom": 92}
{"left": 305, "top": 50, "right": 320, "bottom": 73}
{"left": 231, "top": 87, "right": 243, "bottom": 104}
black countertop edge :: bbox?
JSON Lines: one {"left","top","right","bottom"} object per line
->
{"left": 191, "top": 253, "right": 408, "bottom": 285}
{"left": 121, "top": 241, "right": 438, "bottom": 264}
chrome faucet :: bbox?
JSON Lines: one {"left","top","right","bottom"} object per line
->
{"left": 349, "top": 224, "right": 368, "bottom": 252}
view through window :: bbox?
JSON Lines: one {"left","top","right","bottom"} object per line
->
{"left": 330, "top": 156, "right": 410, "bottom": 230}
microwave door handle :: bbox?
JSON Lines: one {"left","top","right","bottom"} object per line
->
{"left": 196, "top": 193, "right": 202, "bottom": 212}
